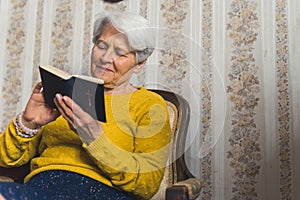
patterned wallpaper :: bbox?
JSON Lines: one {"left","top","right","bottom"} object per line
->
{"left": 2, "top": 1, "right": 27, "bottom": 123}
{"left": 200, "top": 0, "right": 213, "bottom": 199}
{"left": 160, "top": 0, "right": 189, "bottom": 94}
{"left": 275, "top": 0, "right": 292, "bottom": 199}
{"left": 0, "top": 0, "right": 299, "bottom": 199}
{"left": 226, "top": 1, "right": 262, "bottom": 199}
{"left": 31, "top": 0, "right": 44, "bottom": 88}
{"left": 81, "top": 0, "right": 94, "bottom": 75}
{"left": 51, "top": 0, "right": 73, "bottom": 71}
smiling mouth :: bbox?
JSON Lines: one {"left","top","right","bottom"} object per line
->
{"left": 97, "top": 65, "right": 114, "bottom": 73}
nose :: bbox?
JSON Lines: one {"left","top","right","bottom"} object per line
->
{"left": 101, "top": 48, "right": 117, "bottom": 64}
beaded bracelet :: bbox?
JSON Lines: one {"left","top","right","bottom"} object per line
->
{"left": 13, "top": 120, "right": 34, "bottom": 138}
{"left": 14, "top": 112, "right": 40, "bottom": 138}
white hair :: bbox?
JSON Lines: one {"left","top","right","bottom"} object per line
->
{"left": 93, "top": 11, "right": 155, "bottom": 63}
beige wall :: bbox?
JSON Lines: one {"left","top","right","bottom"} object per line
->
{"left": 0, "top": 0, "right": 299, "bottom": 199}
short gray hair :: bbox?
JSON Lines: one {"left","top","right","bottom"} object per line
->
{"left": 93, "top": 11, "right": 155, "bottom": 63}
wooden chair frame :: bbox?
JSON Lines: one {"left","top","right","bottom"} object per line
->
{"left": 150, "top": 89, "right": 201, "bottom": 200}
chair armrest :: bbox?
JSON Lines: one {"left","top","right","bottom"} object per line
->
{"left": 165, "top": 178, "right": 201, "bottom": 200}
{"left": 0, "top": 176, "right": 14, "bottom": 182}
{"left": 0, "top": 164, "right": 30, "bottom": 183}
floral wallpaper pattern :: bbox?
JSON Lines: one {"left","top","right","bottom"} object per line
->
{"left": 104, "top": 0, "right": 127, "bottom": 12}
{"left": 81, "top": 0, "right": 93, "bottom": 75}
{"left": 51, "top": 0, "right": 73, "bottom": 71}
{"left": 200, "top": 0, "right": 213, "bottom": 199}
{"left": 139, "top": 0, "right": 148, "bottom": 19}
{"left": 0, "top": 0, "right": 299, "bottom": 199}
{"left": 275, "top": 0, "right": 292, "bottom": 199}
{"left": 1, "top": 0, "right": 28, "bottom": 128}
{"left": 31, "top": 0, "right": 44, "bottom": 88}
{"left": 160, "top": 0, "right": 189, "bottom": 94}
{"left": 226, "top": 0, "right": 262, "bottom": 199}
{"left": 136, "top": 0, "right": 148, "bottom": 86}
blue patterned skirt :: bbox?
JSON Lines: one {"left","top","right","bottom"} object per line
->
{"left": 0, "top": 170, "right": 136, "bottom": 200}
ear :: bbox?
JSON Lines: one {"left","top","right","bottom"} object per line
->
{"left": 133, "top": 60, "right": 147, "bottom": 74}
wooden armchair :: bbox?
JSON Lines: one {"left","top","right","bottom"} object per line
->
{"left": 0, "top": 89, "right": 202, "bottom": 200}
{"left": 149, "top": 89, "right": 201, "bottom": 200}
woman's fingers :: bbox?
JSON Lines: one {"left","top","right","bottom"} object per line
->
{"left": 53, "top": 93, "right": 103, "bottom": 143}
{"left": 54, "top": 94, "right": 74, "bottom": 124}
{"left": 54, "top": 94, "right": 91, "bottom": 129}
{"left": 32, "top": 82, "right": 43, "bottom": 93}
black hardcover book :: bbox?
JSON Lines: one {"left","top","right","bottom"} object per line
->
{"left": 39, "top": 65, "right": 106, "bottom": 122}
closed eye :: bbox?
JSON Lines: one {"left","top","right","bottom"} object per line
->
{"left": 115, "top": 47, "right": 129, "bottom": 57}
{"left": 96, "top": 40, "right": 108, "bottom": 50}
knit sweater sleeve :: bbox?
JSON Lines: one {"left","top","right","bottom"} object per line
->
{"left": 83, "top": 90, "right": 171, "bottom": 199}
{"left": 0, "top": 120, "right": 42, "bottom": 167}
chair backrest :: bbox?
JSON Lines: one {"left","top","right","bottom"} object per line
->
{"left": 149, "top": 89, "right": 193, "bottom": 199}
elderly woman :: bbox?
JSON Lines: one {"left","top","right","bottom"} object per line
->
{"left": 0, "top": 11, "right": 171, "bottom": 200}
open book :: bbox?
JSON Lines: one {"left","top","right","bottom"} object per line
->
{"left": 39, "top": 65, "right": 106, "bottom": 122}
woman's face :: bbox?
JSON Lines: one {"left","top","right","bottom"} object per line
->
{"left": 91, "top": 23, "right": 138, "bottom": 90}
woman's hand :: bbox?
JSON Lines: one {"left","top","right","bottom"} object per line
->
{"left": 54, "top": 94, "right": 103, "bottom": 144}
{"left": 22, "top": 82, "right": 60, "bottom": 129}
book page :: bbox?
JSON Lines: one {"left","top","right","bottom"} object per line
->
{"left": 40, "top": 65, "right": 72, "bottom": 80}
{"left": 74, "top": 75, "right": 104, "bottom": 84}
{"left": 40, "top": 65, "right": 104, "bottom": 84}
